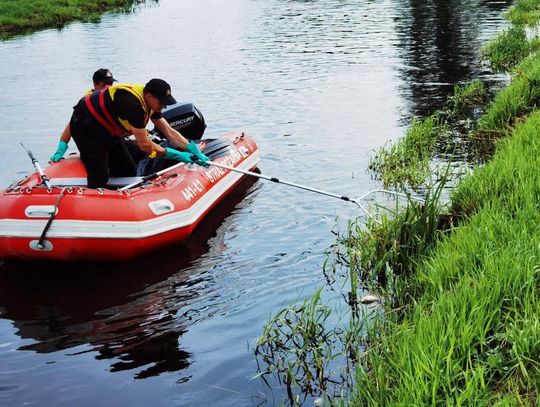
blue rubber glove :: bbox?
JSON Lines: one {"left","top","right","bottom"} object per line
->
{"left": 50, "top": 140, "right": 68, "bottom": 162}
{"left": 164, "top": 147, "right": 196, "bottom": 163}
{"left": 185, "top": 140, "right": 210, "bottom": 167}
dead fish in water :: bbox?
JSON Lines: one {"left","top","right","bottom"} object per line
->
{"left": 360, "top": 294, "right": 380, "bottom": 304}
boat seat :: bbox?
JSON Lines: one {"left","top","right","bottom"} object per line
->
{"left": 49, "top": 177, "right": 144, "bottom": 188}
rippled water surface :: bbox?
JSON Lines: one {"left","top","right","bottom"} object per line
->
{"left": 0, "top": 0, "right": 510, "bottom": 405}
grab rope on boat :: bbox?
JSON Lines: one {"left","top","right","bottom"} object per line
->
{"left": 37, "top": 187, "right": 67, "bottom": 250}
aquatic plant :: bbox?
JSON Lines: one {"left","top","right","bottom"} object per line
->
{"left": 482, "top": 26, "right": 534, "bottom": 72}
{"left": 506, "top": 0, "right": 540, "bottom": 26}
{"left": 368, "top": 115, "right": 447, "bottom": 190}
{"left": 255, "top": 287, "right": 368, "bottom": 405}
{"left": 369, "top": 81, "right": 487, "bottom": 190}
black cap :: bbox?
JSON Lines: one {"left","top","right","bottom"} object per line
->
{"left": 92, "top": 68, "right": 116, "bottom": 85}
{"left": 144, "top": 78, "right": 177, "bottom": 106}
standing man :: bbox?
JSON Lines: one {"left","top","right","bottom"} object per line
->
{"left": 69, "top": 78, "right": 209, "bottom": 188}
{"left": 50, "top": 68, "right": 117, "bottom": 162}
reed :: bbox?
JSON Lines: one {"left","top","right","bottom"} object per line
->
{"left": 506, "top": 0, "right": 540, "bottom": 26}
{"left": 255, "top": 287, "right": 366, "bottom": 404}
{"left": 368, "top": 115, "right": 447, "bottom": 190}
{"left": 369, "top": 81, "right": 486, "bottom": 190}
{"left": 482, "top": 26, "right": 533, "bottom": 72}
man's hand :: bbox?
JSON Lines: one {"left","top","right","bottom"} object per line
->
{"left": 50, "top": 140, "right": 68, "bottom": 162}
{"left": 185, "top": 141, "right": 210, "bottom": 167}
{"left": 164, "top": 147, "right": 196, "bottom": 163}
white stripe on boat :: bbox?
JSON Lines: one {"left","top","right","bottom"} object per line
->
{"left": 0, "top": 152, "right": 258, "bottom": 239}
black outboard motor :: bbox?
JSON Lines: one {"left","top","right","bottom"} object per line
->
{"left": 155, "top": 102, "right": 206, "bottom": 140}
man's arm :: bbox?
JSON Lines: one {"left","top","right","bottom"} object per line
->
{"left": 152, "top": 117, "right": 209, "bottom": 166}
{"left": 133, "top": 125, "right": 197, "bottom": 164}
{"left": 60, "top": 123, "right": 71, "bottom": 143}
{"left": 50, "top": 123, "right": 72, "bottom": 162}
{"left": 131, "top": 127, "right": 167, "bottom": 157}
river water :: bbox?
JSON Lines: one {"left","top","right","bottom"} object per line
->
{"left": 0, "top": 0, "right": 510, "bottom": 405}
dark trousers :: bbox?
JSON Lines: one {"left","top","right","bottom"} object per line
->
{"left": 136, "top": 140, "right": 178, "bottom": 176}
{"left": 70, "top": 101, "right": 136, "bottom": 188}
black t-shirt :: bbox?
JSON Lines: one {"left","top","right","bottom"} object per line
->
{"left": 110, "top": 89, "right": 162, "bottom": 129}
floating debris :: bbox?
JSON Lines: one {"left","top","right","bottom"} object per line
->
{"left": 360, "top": 294, "right": 380, "bottom": 304}
{"left": 314, "top": 397, "right": 324, "bottom": 406}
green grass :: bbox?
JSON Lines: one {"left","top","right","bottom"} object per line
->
{"left": 474, "top": 52, "right": 540, "bottom": 143}
{"left": 0, "top": 0, "right": 148, "bottom": 39}
{"left": 349, "top": 1, "right": 540, "bottom": 402}
{"left": 369, "top": 81, "right": 486, "bottom": 190}
{"left": 507, "top": 0, "right": 540, "bottom": 26}
{"left": 342, "top": 181, "right": 448, "bottom": 292}
{"left": 369, "top": 115, "right": 447, "bottom": 190}
{"left": 256, "top": 0, "right": 540, "bottom": 403}
{"left": 447, "top": 79, "right": 486, "bottom": 118}
{"left": 350, "top": 0, "right": 540, "bottom": 404}
{"left": 482, "top": 26, "right": 534, "bottom": 72}
{"left": 351, "top": 110, "right": 540, "bottom": 406}
{"left": 483, "top": 0, "right": 540, "bottom": 73}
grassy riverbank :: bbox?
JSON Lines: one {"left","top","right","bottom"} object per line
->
{"left": 353, "top": 111, "right": 540, "bottom": 405}
{"left": 0, "top": 0, "right": 147, "bottom": 40}
{"left": 351, "top": 0, "right": 540, "bottom": 404}
{"left": 256, "top": 0, "right": 540, "bottom": 404}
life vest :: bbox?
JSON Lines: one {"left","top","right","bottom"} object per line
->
{"left": 84, "top": 84, "right": 150, "bottom": 137}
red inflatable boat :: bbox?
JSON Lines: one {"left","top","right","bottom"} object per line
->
{"left": 0, "top": 132, "right": 258, "bottom": 261}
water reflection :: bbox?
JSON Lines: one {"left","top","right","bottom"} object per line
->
{"left": 0, "top": 176, "right": 257, "bottom": 380}
{"left": 0, "top": 0, "right": 512, "bottom": 405}
{"left": 394, "top": 0, "right": 512, "bottom": 119}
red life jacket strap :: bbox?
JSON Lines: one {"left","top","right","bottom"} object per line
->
{"left": 98, "top": 91, "right": 125, "bottom": 136}
{"left": 84, "top": 92, "right": 125, "bottom": 136}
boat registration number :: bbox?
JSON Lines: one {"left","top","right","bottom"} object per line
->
{"left": 181, "top": 179, "right": 204, "bottom": 202}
